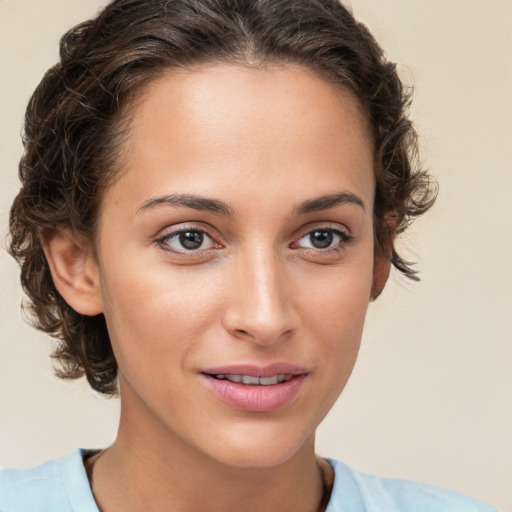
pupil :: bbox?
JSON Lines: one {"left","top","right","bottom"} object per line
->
{"left": 311, "top": 230, "right": 332, "bottom": 249}
{"left": 180, "top": 231, "right": 203, "bottom": 249}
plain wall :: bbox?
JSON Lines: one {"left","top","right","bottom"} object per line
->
{"left": 0, "top": 1, "right": 510, "bottom": 510}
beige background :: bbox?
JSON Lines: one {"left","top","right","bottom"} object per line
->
{"left": 0, "top": 0, "right": 511, "bottom": 510}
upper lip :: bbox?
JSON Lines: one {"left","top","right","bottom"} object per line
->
{"left": 200, "top": 363, "right": 308, "bottom": 378}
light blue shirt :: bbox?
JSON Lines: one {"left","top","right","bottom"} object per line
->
{"left": 0, "top": 449, "right": 499, "bottom": 511}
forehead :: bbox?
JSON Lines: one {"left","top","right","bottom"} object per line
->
{"left": 104, "top": 63, "right": 375, "bottom": 215}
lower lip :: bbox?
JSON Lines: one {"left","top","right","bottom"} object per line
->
{"left": 201, "top": 374, "right": 307, "bottom": 412}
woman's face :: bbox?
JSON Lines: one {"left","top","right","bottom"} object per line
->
{"left": 94, "top": 64, "right": 377, "bottom": 467}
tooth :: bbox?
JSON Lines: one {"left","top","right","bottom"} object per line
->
{"left": 277, "top": 374, "right": 286, "bottom": 383}
{"left": 227, "top": 374, "right": 242, "bottom": 383}
{"left": 242, "top": 375, "right": 260, "bottom": 385}
{"left": 216, "top": 374, "right": 226, "bottom": 379}
{"left": 259, "top": 376, "right": 279, "bottom": 385}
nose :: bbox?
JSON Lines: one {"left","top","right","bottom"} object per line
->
{"left": 222, "top": 250, "right": 300, "bottom": 346}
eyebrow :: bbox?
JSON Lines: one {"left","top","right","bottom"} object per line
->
{"left": 137, "top": 190, "right": 365, "bottom": 217}
{"left": 294, "top": 191, "right": 366, "bottom": 215}
{"left": 138, "top": 194, "right": 234, "bottom": 216}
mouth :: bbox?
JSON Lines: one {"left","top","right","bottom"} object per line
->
{"left": 200, "top": 364, "right": 308, "bottom": 412}
{"left": 206, "top": 373, "right": 294, "bottom": 385}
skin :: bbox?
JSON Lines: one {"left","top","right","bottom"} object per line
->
{"left": 44, "top": 64, "right": 388, "bottom": 512}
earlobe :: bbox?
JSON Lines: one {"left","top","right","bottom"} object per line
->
{"left": 42, "top": 229, "right": 104, "bottom": 316}
{"left": 371, "top": 256, "right": 392, "bottom": 300}
{"left": 371, "top": 217, "right": 396, "bottom": 300}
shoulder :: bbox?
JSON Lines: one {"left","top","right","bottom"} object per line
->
{"left": 326, "top": 459, "right": 500, "bottom": 512}
{"left": 0, "top": 449, "right": 98, "bottom": 512}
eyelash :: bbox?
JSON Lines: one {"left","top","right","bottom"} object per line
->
{"left": 155, "top": 225, "right": 220, "bottom": 255}
{"left": 293, "top": 227, "right": 353, "bottom": 253}
{"left": 155, "top": 225, "right": 353, "bottom": 256}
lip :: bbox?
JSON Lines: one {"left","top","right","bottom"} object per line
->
{"left": 200, "top": 363, "right": 308, "bottom": 413}
{"left": 201, "top": 363, "right": 308, "bottom": 378}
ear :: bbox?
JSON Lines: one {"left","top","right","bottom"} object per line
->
{"left": 42, "top": 229, "right": 104, "bottom": 316}
{"left": 371, "top": 214, "right": 397, "bottom": 300}
{"left": 371, "top": 255, "right": 392, "bottom": 300}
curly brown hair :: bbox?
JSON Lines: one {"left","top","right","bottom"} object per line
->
{"left": 8, "top": 0, "right": 436, "bottom": 395}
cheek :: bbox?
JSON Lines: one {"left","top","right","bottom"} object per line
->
{"left": 301, "top": 258, "right": 373, "bottom": 334}
{"left": 97, "top": 259, "right": 226, "bottom": 378}
{"left": 311, "top": 287, "right": 367, "bottom": 374}
{"left": 297, "top": 253, "right": 373, "bottom": 377}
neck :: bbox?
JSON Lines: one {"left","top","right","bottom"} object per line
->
{"left": 88, "top": 387, "right": 331, "bottom": 512}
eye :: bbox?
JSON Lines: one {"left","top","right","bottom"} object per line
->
{"left": 296, "top": 228, "right": 350, "bottom": 250}
{"left": 158, "top": 229, "right": 217, "bottom": 252}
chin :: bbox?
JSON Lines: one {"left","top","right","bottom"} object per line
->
{"left": 200, "top": 424, "right": 316, "bottom": 469}
{"left": 213, "top": 448, "right": 301, "bottom": 470}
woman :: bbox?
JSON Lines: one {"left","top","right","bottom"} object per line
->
{"left": 0, "top": 0, "right": 501, "bottom": 511}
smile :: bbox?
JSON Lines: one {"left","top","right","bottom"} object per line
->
{"left": 211, "top": 374, "right": 293, "bottom": 385}
{"left": 201, "top": 364, "right": 307, "bottom": 412}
